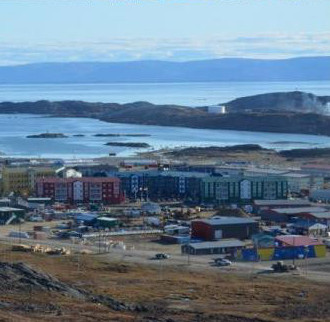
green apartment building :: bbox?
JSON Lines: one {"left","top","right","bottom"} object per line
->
{"left": 201, "top": 176, "right": 288, "bottom": 204}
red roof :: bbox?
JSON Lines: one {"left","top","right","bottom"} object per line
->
{"left": 275, "top": 235, "right": 323, "bottom": 246}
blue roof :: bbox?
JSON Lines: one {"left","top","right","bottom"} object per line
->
{"left": 75, "top": 213, "right": 98, "bottom": 222}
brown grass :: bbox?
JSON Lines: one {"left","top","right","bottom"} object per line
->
{"left": 0, "top": 244, "right": 329, "bottom": 322}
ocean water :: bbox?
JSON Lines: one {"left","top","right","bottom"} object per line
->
{"left": 0, "top": 114, "right": 329, "bottom": 159}
{"left": 0, "top": 81, "right": 329, "bottom": 106}
{"left": 0, "top": 81, "right": 329, "bottom": 159}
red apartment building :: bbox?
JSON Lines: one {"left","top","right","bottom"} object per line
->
{"left": 36, "top": 177, "right": 124, "bottom": 204}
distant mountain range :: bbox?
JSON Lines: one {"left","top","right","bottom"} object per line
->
{"left": 0, "top": 56, "right": 329, "bottom": 83}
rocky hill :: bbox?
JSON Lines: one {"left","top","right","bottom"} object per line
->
{"left": 1, "top": 91, "right": 330, "bottom": 136}
{"left": 224, "top": 91, "right": 330, "bottom": 114}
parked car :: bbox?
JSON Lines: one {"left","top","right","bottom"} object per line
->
{"left": 214, "top": 258, "right": 232, "bottom": 266}
{"left": 154, "top": 253, "right": 170, "bottom": 260}
{"left": 29, "top": 215, "right": 43, "bottom": 222}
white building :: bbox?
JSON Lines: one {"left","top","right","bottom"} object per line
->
{"left": 207, "top": 105, "right": 226, "bottom": 114}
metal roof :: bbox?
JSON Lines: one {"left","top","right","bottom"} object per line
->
{"left": 188, "top": 239, "right": 245, "bottom": 250}
{"left": 196, "top": 216, "right": 256, "bottom": 226}
{"left": 0, "top": 207, "right": 24, "bottom": 212}
{"left": 308, "top": 212, "right": 330, "bottom": 219}
{"left": 270, "top": 207, "right": 327, "bottom": 214}
{"left": 97, "top": 217, "right": 117, "bottom": 222}
{"left": 254, "top": 199, "right": 310, "bottom": 206}
{"left": 275, "top": 235, "right": 323, "bottom": 246}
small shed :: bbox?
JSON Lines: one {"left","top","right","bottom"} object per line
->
{"left": 308, "top": 223, "right": 328, "bottom": 236}
{"left": 141, "top": 202, "right": 161, "bottom": 215}
{"left": 75, "top": 213, "right": 98, "bottom": 225}
{"left": 96, "top": 217, "right": 118, "bottom": 228}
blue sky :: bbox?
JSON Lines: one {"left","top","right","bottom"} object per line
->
{"left": 0, "top": 0, "right": 329, "bottom": 65}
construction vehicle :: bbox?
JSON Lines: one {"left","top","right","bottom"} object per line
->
{"left": 271, "top": 261, "right": 297, "bottom": 273}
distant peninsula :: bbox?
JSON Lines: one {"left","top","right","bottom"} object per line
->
{"left": 26, "top": 133, "right": 68, "bottom": 139}
{"left": 2, "top": 91, "right": 330, "bottom": 137}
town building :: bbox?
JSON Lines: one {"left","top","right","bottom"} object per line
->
{"left": 0, "top": 207, "right": 25, "bottom": 225}
{"left": 281, "top": 173, "right": 324, "bottom": 194}
{"left": 242, "top": 235, "right": 326, "bottom": 261}
{"left": 253, "top": 199, "right": 311, "bottom": 213}
{"left": 181, "top": 239, "right": 244, "bottom": 255}
{"left": 294, "top": 211, "right": 330, "bottom": 228}
{"left": 191, "top": 216, "right": 259, "bottom": 241}
{"left": 1, "top": 166, "right": 57, "bottom": 196}
{"left": 118, "top": 170, "right": 209, "bottom": 201}
{"left": 260, "top": 206, "right": 328, "bottom": 223}
{"left": 310, "top": 189, "right": 330, "bottom": 203}
{"left": 201, "top": 176, "right": 288, "bottom": 204}
{"left": 36, "top": 177, "right": 124, "bottom": 204}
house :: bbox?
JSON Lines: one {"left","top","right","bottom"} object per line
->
{"left": 191, "top": 216, "right": 259, "bottom": 241}
{"left": 181, "top": 239, "right": 245, "bottom": 255}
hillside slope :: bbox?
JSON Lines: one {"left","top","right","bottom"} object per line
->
{"left": 225, "top": 91, "right": 330, "bottom": 114}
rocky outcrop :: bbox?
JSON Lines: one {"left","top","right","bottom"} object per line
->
{"left": 0, "top": 261, "right": 148, "bottom": 312}
{"left": 105, "top": 142, "right": 150, "bottom": 148}
{"left": 26, "top": 133, "right": 68, "bottom": 138}
{"left": 224, "top": 91, "right": 330, "bottom": 114}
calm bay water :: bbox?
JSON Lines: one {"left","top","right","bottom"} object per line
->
{"left": 0, "top": 114, "right": 329, "bottom": 159}
{"left": 0, "top": 81, "right": 329, "bottom": 159}
{"left": 0, "top": 81, "right": 330, "bottom": 106}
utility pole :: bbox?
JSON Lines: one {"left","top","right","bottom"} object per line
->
{"left": 187, "top": 244, "right": 191, "bottom": 265}
{"left": 292, "top": 235, "right": 295, "bottom": 266}
{"left": 19, "top": 218, "right": 22, "bottom": 244}
{"left": 98, "top": 229, "right": 101, "bottom": 254}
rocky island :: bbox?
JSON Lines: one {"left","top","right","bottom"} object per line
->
{"left": 26, "top": 133, "right": 68, "bottom": 139}
{"left": 105, "top": 142, "right": 150, "bottom": 148}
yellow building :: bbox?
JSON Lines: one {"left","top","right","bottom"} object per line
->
{"left": 1, "top": 166, "right": 56, "bottom": 196}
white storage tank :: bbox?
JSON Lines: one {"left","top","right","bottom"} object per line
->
{"left": 207, "top": 105, "right": 226, "bottom": 114}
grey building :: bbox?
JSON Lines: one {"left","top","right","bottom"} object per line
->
{"left": 181, "top": 239, "right": 245, "bottom": 255}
